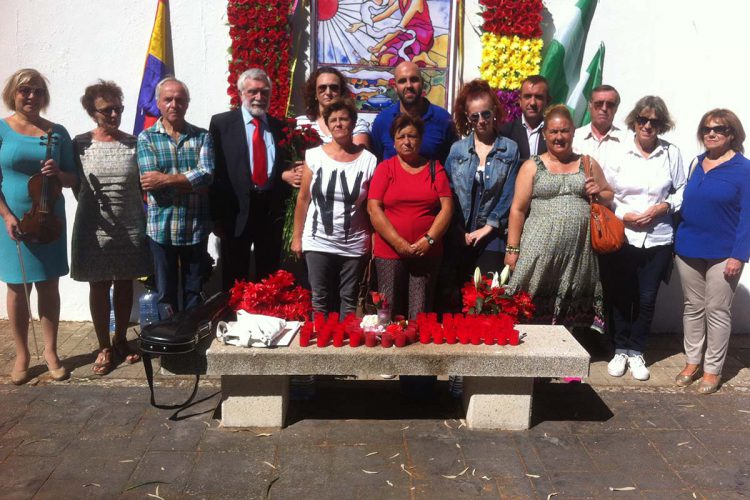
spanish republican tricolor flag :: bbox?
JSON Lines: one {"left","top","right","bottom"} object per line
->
{"left": 133, "top": 0, "right": 174, "bottom": 135}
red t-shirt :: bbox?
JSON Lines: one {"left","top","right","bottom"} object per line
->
{"left": 368, "top": 156, "right": 452, "bottom": 259}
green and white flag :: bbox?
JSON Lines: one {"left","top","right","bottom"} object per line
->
{"left": 539, "top": 0, "right": 600, "bottom": 125}
{"left": 567, "top": 43, "right": 605, "bottom": 126}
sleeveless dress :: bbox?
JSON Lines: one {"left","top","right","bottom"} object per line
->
{"left": 0, "top": 120, "right": 75, "bottom": 283}
{"left": 70, "top": 133, "right": 151, "bottom": 281}
{"left": 507, "top": 155, "right": 603, "bottom": 327}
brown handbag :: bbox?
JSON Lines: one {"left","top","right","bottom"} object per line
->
{"left": 582, "top": 155, "right": 625, "bottom": 254}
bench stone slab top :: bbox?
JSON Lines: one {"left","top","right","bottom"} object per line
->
{"left": 207, "top": 324, "right": 589, "bottom": 378}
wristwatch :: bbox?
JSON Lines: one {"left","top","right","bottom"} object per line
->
{"left": 424, "top": 233, "right": 435, "bottom": 245}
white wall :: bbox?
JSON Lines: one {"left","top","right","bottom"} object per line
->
{"left": 1, "top": 0, "right": 748, "bottom": 332}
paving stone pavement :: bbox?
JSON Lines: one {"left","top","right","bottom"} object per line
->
{"left": 0, "top": 321, "right": 749, "bottom": 499}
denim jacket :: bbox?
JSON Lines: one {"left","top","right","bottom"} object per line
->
{"left": 444, "top": 133, "right": 520, "bottom": 234}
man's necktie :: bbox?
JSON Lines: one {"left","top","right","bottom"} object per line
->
{"left": 251, "top": 117, "right": 268, "bottom": 187}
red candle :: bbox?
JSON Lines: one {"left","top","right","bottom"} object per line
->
{"left": 470, "top": 333, "right": 481, "bottom": 345}
{"left": 394, "top": 333, "right": 406, "bottom": 347}
{"left": 381, "top": 333, "right": 394, "bottom": 348}
{"left": 497, "top": 334, "right": 508, "bottom": 346}
{"left": 445, "top": 330, "right": 457, "bottom": 344}
{"left": 433, "top": 331, "right": 444, "bottom": 344}
{"left": 349, "top": 330, "right": 362, "bottom": 347}
{"left": 484, "top": 335, "right": 496, "bottom": 345}
{"left": 365, "top": 332, "right": 378, "bottom": 347}
{"left": 419, "top": 331, "right": 431, "bottom": 344}
{"left": 333, "top": 332, "right": 344, "bottom": 347}
{"left": 299, "top": 332, "right": 310, "bottom": 347}
{"left": 405, "top": 329, "right": 417, "bottom": 344}
{"left": 509, "top": 329, "right": 520, "bottom": 346}
{"left": 316, "top": 333, "right": 329, "bottom": 348}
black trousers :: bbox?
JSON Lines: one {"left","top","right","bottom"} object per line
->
{"left": 220, "top": 192, "right": 283, "bottom": 290}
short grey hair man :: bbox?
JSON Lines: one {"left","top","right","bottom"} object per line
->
{"left": 154, "top": 76, "right": 190, "bottom": 102}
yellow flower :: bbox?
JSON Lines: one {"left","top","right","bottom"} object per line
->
{"left": 480, "top": 34, "right": 543, "bottom": 90}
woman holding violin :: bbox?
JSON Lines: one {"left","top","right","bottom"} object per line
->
{"left": 0, "top": 69, "right": 77, "bottom": 384}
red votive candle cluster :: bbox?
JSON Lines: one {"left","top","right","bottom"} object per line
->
{"left": 298, "top": 312, "right": 520, "bottom": 348}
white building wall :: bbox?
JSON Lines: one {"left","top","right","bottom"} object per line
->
{"left": 1, "top": 0, "right": 748, "bottom": 332}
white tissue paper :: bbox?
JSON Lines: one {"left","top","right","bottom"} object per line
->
{"left": 216, "top": 310, "right": 301, "bottom": 348}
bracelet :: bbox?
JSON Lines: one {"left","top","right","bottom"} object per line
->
{"left": 506, "top": 245, "right": 520, "bottom": 254}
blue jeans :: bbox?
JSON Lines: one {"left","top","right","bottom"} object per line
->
{"left": 601, "top": 243, "right": 673, "bottom": 356}
{"left": 148, "top": 237, "right": 208, "bottom": 313}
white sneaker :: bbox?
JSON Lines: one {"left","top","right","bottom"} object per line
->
{"left": 628, "top": 355, "right": 650, "bottom": 381}
{"left": 607, "top": 353, "right": 628, "bottom": 377}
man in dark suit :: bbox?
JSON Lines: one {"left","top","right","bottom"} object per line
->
{"left": 499, "top": 75, "right": 550, "bottom": 161}
{"left": 209, "top": 68, "right": 301, "bottom": 290}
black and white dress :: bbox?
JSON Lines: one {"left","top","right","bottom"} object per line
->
{"left": 70, "top": 133, "right": 151, "bottom": 282}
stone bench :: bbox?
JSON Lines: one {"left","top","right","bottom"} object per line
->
{"left": 205, "top": 324, "right": 590, "bottom": 430}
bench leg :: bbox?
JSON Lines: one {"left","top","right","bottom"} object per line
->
{"left": 220, "top": 375, "right": 289, "bottom": 428}
{"left": 462, "top": 377, "right": 533, "bottom": 430}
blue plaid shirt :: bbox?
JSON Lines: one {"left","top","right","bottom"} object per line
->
{"left": 137, "top": 119, "right": 214, "bottom": 245}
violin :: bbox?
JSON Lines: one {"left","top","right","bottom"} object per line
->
{"left": 17, "top": 129, "right": 62, "bottom": 244}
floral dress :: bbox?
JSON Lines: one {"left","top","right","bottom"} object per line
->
{"left": 506, "top": 155, "right": 603, "bottom": 329}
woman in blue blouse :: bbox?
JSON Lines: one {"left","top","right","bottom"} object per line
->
{"left": 0, "top": 69, "right": 77, "bottom": 384}
{"left": 442, "top": 79, "right": 519, "bottom": 307}
{"left": 674, "top": 109, "right": 750, "bottom": 394}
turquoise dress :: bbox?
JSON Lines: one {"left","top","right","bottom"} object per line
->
{"left": 0, "top": 120, "right": 75, "bottom": 283}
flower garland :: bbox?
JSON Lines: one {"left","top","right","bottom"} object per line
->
{"left": 478, "top": 0, "right": 544, "bottom": 121}
{"left": 229, "top": 270, "right": 312, "bottom": 321}
{"left": 227, "top": 1, "right": 293, "bottom": 116}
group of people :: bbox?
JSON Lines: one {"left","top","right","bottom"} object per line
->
{"left": 1, "top": 63, "right": 747, "bottom": 395}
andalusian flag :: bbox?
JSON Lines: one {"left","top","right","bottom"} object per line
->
{"left": 133, "top": 0, "right": 174, "bottom": 135}
{"left": 539, "top": 0, "right": 599, "bottom": 125}
{"left": 567, "top": 43, "right": 605, "bottom": 126}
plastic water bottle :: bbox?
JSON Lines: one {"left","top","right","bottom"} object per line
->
{"left": 108, "top": 286, "right": 116, "bottom": 334}
{"left": 139, "top": 286, "right": 160, "bottom": 328}
{"left": 448, "top": 375, "right": 464, "bottom": 399}
{"left": 289, "top": 375, "right": 316, "bottom": 401}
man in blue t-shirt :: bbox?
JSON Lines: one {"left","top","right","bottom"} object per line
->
{"left": 371, "top": 61, "right": 457, "bottom": 164}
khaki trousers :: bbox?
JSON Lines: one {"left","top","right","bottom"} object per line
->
{"left": 675, "top": 256, "right": 740, "bottom": 375}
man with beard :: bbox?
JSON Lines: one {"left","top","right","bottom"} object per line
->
{"left": 371, "top": 61, "right": 457, "bottom": 163}
{"left": 499, "top": 75, "right": 549, "bottom": 161}
{"left": 573, "top": 84, "right": 626, "bottom": 178}
{"left": 209, "top": 68, "right": 301, "bottom": 290}
{"left": 138, "top": 77, "right": 214, "bottom": 312}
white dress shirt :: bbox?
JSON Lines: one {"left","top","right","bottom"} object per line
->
{"left": 522, "top": 115, "right": 544, "bottom": 156}
{"left": 573, "top": 123, "right": 626, "bottom": 182}
{"left": 608, "top": 135, "right": 686, "bottom": 248}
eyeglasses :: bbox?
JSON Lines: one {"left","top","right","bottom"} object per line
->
{"left": 701, "top": 125, "right": 731, "bottom": 136}
{"left": 592, "top": 100, "right": 617, "bottom": 110}
{"left": 635, "top": 116, "right": 664, "bottom": 129}
{"left": 17, "top": 86, "right": 46, "bottom": 97}
{"left": 317, "top": 84, "right": 341, "bottom": 94}
{"left": 95, "top": 105, "right": 124, "bottom": 115}
{"left": 243, "top": 87, "right": 270, "bottom": 97}
{"left": 467, "top": 110, "right": 494, "bottom": 123}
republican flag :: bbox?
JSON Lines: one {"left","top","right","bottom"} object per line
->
{"left": 133, "top": 0, "right": 174, "bottom": 135}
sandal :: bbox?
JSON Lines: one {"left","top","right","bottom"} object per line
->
{"left": 113, "top": 343, "right": 141, "bottom": 364}
{"left": 93, "top": 348, "right": 113, "bottom": 376}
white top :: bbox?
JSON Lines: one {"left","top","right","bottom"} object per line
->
{"left": 608, "top": 135, "right": 686, "bottom": 248}
{"left": 296, "top": 116, "right": 370, "bottom": 144}
{"left": 522, "top": 115, "right": 544, "bottom": 156}
{"left": 573, "top": 123, "right": 626, "bottom": 182}
{"left": 302, "top": 145, "right": 377, "bottom": 256}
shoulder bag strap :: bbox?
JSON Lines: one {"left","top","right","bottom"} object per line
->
{"left": 582, "top": 155, "right": 594, "bottom": 204}
{"left": 430, "top": 159, "right": 436, "bottom": 184}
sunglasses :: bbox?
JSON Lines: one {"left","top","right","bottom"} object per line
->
{"left": 467, "top": 110, "right": 494, "bottom": 123}
{"left": 317, "top": 84, "right": 341, "bottom": 93}
{"left": 701, "top": 125, "right": 731, "bottom": 136}
{"left": 635, "top": 116, "right": 664, "bottom": 129}
{"left": 95, "top": 105, "right": 124, "bottom": 115}
{"left": 592, "top": 100, "right": 617, "bottom": 110}
{"left": 17, "top": 86, "right": 46, "bottom": 97}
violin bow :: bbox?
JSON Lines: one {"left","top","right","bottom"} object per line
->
{"left": 15, "top": 240, "right": 41, "bottom": 360}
